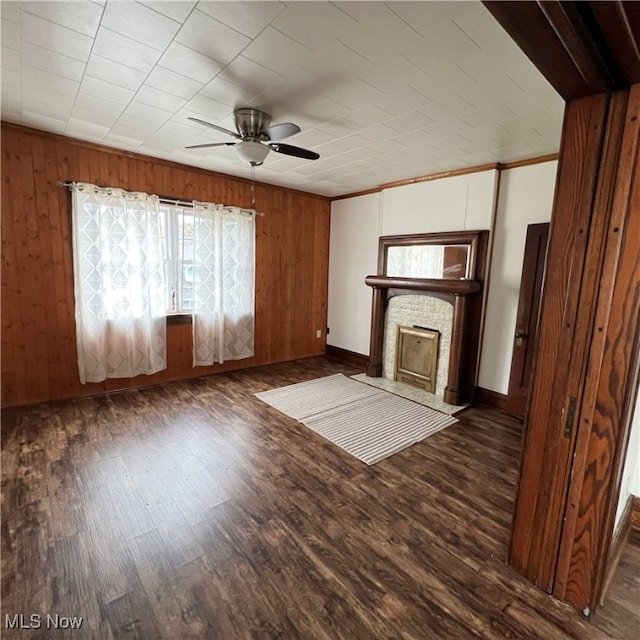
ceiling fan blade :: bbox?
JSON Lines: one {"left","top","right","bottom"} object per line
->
{"left": 187, "top": 117, "right": 240, "bottom": 138}
{"left": 269, "top": 142, "right": 319, "bottom": 160}
{"left": 264, "top": 122, "right": 301, "bottom": 141}
{"left": 185, "top": 142, "right": 236, "bottom": 149}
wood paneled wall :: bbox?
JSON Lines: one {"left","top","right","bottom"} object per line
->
{"left": 1, "top": 123, "right": 331, "bottom": 408}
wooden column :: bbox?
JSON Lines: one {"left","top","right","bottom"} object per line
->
{"left": 509, "top": 86, "right": 640, "bottom": 612}
{"left": 366, "top": 286, "right": 387, "bottom": 377}
{"left": 444, "top": 295, "right": 468, "bottom": 405}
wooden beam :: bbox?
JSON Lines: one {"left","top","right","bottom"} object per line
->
{"left": 589, "top": 2, "right": 640, "bottom": 85}
{"left": 482, "top": 1, "right": 595, "bottom": 99}
{"left": 482, "top": 1, "right": 640, "bottom": 100}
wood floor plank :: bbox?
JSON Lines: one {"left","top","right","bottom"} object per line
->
{"left": 1, "top": 356, "right": 637, "bottom": 639}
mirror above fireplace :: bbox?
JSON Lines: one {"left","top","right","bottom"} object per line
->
{"left": 379, "top": 230, "right": 485, "bottom": 281}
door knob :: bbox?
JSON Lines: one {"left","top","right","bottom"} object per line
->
{"left": 515, "top": 330, "right": 526, "bottom": 346}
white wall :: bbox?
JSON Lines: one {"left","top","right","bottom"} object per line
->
{"left": 328, "top": 170, "right": 499, "bottom": 356}
{"left": 380, "top": 171, "right": 497, "bottom": 235}
{"left": 327, "top": 193, "right": 381, "bottom": 355}
{"left": 478, "top": 161, "right": 558, "bottom": 393}
{"left": 615, "top": 380, "right": 640, "bottom": 528}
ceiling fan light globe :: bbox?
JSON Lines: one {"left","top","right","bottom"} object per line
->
{"left": 235, "top": 140, "right": 270, "bottom": 166}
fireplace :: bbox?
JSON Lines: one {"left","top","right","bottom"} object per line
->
{"left": 383, "top": 296, "right": 452, "bottom": 396}
{"left": 365, "top": 230, "right": 489, "bottom": 405}
{"left": 394, "top": 325, "right": 440, "bottom": 393}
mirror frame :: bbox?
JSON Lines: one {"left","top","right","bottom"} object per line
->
{"left": 378, "top": 230, "right": 484, "bottom": 280}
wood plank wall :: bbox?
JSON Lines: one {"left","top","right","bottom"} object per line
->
{"left": 1, "top": 123, "right": 331, "bottom": 408}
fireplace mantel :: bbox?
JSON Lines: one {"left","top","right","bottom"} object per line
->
{"left": 365, "top": 231, "right": 489, "bottom": 405}
{"left": 364, "top": 275, "right": 481, "bottom": 296}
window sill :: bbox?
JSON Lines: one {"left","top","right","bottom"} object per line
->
{"left": 166, "top": 313, "right": 192, "bottom": 326}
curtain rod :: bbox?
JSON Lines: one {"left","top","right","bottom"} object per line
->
{"left": 57, "top": 181, "right": 264, "bottom": 217}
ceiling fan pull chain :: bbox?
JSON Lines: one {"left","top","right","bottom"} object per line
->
{"left": 251, "top": 165, "right": 256, "bottom": 208}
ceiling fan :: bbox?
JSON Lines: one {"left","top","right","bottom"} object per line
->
{"left": 186, "top": 108, "right": 320, "bottom": 166}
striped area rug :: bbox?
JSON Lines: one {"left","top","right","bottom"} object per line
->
{"left": 255, "top": 373, "right": 457, "bottom": 465}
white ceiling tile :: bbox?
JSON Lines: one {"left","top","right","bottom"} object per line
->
{"left": 199, "top": 76, "right": 262, "bottom": 109}
{"left": 21, "top": 64, "right": 79, "bottom": 96}
{"left": 197, "top": 1, "right": 285, "bottom": 39}
{"left": 122, "top": 100, "right": 173, "bottom": 123}
{"left": 357, "top": 123, "right": 402, "bottom": 144}
{"left": 316, "top": 118, "right": 357, "bottom": 139}
{"left": 323, "top": 77, "right": 385, "bottom": 111}
{"left": 92, "top": 27, "right": 162, "bottom": 73}
{"left": 158, "top": 41, "right": 223, "bottom": 84}
{"left": 85, "top": 55, "right": 147, "bottom": 91}
{"left": 1, "top": 2, "right": 19, "bottom": 23}
{"left": 175, "top": 9, "right": 251, "bottom": 65}
{"left": 21, "top": 81, "right": 73, "bottom": 109}
{"left": 146, "top": 66, "right": 204, "bottom": 99}
{"left": 21, "top": 91, "right": 73, "bottom": 119}
{"left": 410, "top": 64, "right": 478, "bottom": 99}
{"left": 157, "top": 119, "right": 203, "bottom": 138}
{"left": 459, "top": 103, "right": 516, "bottom": 129}
{"left": 138, "top": 1, "right": 197, "bottom": 23}
{"left": 1, "top": 91, "right": 21, "bottom": 112}
{"left": 216, "top": 55, "right": 282, "bottom": 95}
{"left": 242, "top": 26, "right": 314, "bottom": 76}
{"left": 419, "top": 96, "right": 476, "bottom": 122}
{"left": 104, "top": 129, "right": 145, "bottom": 148}
{"left": 360, "top": 55, "right": 430, "bottom": 95}
{"left": 134, "top": 85, "right": 188, "bottom": 112}
{"left": 287, "top": 128, "right": 336, "bottom": 148}
{"left": 71, "top": 104, "right": 120, "bottom": 128}
{"left": 2, "top": 18, "right": 19, "bottom": 49}
{"left": 20, "top": 42, "right": 85, "bottom": 81}
{"left": 385, "top": 111, "right": 435, "bottom": 134}
{"left": 181, "top": 94, "right": 231, "bottom": 121}
{"left": 1, "top": 45, "right": 19, "bottom": 71}
{"left": 116, "top": 113, "right": 162, "bottom": 134}
{"left": 66, "top": 117, "right": 110, "bottom": 139}
{"left": 74, "top": 92, "right": 126, "bottom": 117}
{"left": 19, "top": 1, "right": 103, "bottom": 37}
{"left": 423, "top": 118, "right": 473, "bottom": 140}
{"left": 144, "top": 135, "right": 182, "bottom": 153}
{"left": 372, "top": 87, "right": 430, "bottom": 117}
{"left": 271, "top": 2, "right": 356, "bottom": 50}
{"left": 101, "top": 1, "right": 181, "bottom": 52}
{"left": 80, "top": 76, "right": 136, "bottom": 106}
{"left": 22, "top": 109, "right": 67, "bottom": 133}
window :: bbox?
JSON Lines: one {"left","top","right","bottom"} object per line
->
{"left": 160, "top": 205, "right": 195, "bottom": 313}
{"left": 71, "top": 182, "right": 256, "bottom": 384}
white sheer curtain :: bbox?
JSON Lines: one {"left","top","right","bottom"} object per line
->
{"left": 192, "top": 202, "right": 255, "bottom": 366}
{"left": 71, "top": 182, "right": 167, "bottom": 383}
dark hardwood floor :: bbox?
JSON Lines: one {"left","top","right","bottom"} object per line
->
{"left": 1, "top": 357, "right": 638, "bottom": 639}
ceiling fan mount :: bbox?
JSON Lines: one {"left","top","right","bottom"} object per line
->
{"left": 186, "top": 107, "right": 320, "bottom": 167}
{"left": 234, "top": 108, "right": 271, "bottom": 140}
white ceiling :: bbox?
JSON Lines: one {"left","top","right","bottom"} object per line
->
{"left": 0, "top": 1, "right": 564, "bottom": 197}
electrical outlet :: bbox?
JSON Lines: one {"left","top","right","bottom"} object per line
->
{"left": 316, "top": 329, "right": 322, "bottom": 339}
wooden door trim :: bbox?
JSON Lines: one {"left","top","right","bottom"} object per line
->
{"left": 508, "top": 94, "right": 610, "bottom": 590}
{"left": 554, "top": 85, "right": 640, "bottom": 609}
{"left": 509, "top": 86, "right": 640, "bottom": 612}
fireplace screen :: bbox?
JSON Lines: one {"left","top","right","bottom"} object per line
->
{"left": 394, "top": 326, "right": 439, "bottom": 393}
